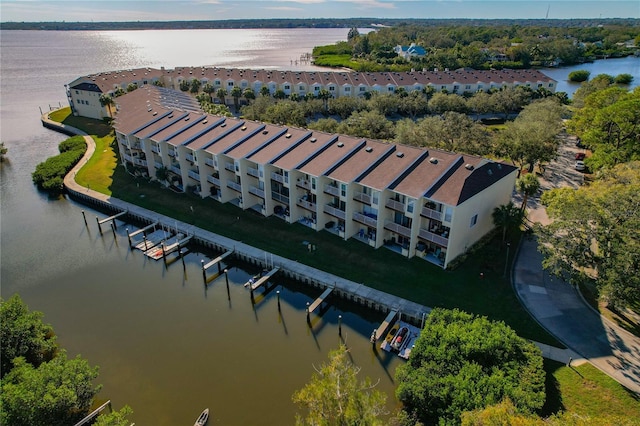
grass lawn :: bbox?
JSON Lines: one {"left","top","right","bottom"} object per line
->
{"left": 541, "top": 360, "right": 640, "bottom": 423}
{"left": 60, "top": 112, "right": 560, "bottom": 346}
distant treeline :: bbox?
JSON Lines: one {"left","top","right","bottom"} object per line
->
{"left": 2, "top": 18, "right": 639, "bottom": 31}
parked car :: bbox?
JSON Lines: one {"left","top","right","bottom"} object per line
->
{"left": 575, "top": 152, "right": 586, "bottom": 161}
{"left": 575, "top": 160, "right": 586, "bottom": 171}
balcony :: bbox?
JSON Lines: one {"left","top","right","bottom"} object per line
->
{"left": 134, "top": 158, "right": 147, "bottom": 167}
{"left": 119, "top": 138, "right": 128, "bottom": 146}
{"left": 188, "top": 170, "right": 200, "bottom": 181}
{"left": 185, "top": 154, "right": 195, "bottom": 163}
{"left": 168, "top": 149, "right": 176, "bottom": 157}
{"left": 418, "top": 228, "right": 449, "bottom": 247}
{"left": 207, "top": 175, "right": 220, "bottom": 186}
{"left": 296, "top": 179, "right": 311, "bottom": 190}
{"left": 272, "top": 191, "right": 289, "bottom": 205}
{"left": 227, "top": 180, "right": 242, "bottom": 193}
{"left": 154, "top": 161, "right": 163, "bottom": 169}
{"left": 323, "top": 204, "right": 346, "bottom": 220}
{"left": 385, "top": 199, "right": 405, "bottom": 212}
{"left": 353, "top": 212, "right": 377, "bottom": 228}
{"left": 151, "top": 145, "right": 160, "bottom": 154}
{"left": 204, "top": 158, "right": 215, "bottom": 168}
{"left": 224, "top": 162, "right": 235, "bottom": 172}
{"left": 247, "top": 167, "right": 259, "bottom": 178}
{"left": 353, "top": 192, "right": 371, "bottom": 205}
{"left": 170, "top": 165, "right": 181, "bottom": 175}
{"left": 297, "top": 198, "right": 316, "bottom": 211}
{"left": 123, "top": 154, "right": 133, "bottom": 162}
{"left": 421, "top": 205, "right": 442, "bottom": 220}
{"left": 384, "top": 220, "right": 412, "bottom": 238}
{"left": 324, "top": 184, "right": 339, "bottom": 197}
{"left": 271, "top": 172, "right": 285, "bottom": 184}
{"left": 249, "top": 186, "right": 265, "bottom": 199}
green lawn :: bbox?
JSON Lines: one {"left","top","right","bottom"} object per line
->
{"left": 542, "top": 360, "right": 640, "bottom": 424}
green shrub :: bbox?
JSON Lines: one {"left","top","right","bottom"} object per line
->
{"left": 568, "top": 70, "right": 590, "bottom": 82}
{"left": 614, "top": 73, "right": 634, "bottom": 84}
{"left": 32, "top": 138, "right": 86, "bottom": 192}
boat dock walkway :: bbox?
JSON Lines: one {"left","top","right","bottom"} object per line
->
{"left": 96, "top": 210, "right": 127, "bottom": 232}
{"left": 250, "top": 266, "right": 280, "bottom": 291}
{"left": 202, "top": 249, "right": 234, "bottom": 272}
{"left": 374, "top": 309, "right": 399, "bottom": 341}
{"left": 127, "top": 221, "right": 158, "bottom": 239}
{"left": 307, "top": 286, "right": 334, "bottom": 314}
{"left": 133, "top": 229, "right": 165, "bottom": 251}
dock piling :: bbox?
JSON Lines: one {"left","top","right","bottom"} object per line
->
{"left": 81, "top": 210, "right": 87, "bottom": 226}
{"left": 338, "top": 315, "right": 342, "bottom": 335}
{"left": 110, "top": 221, "right": 117, "bottom": 238}
{"left": 201, "top": 260, "right": 206, "bottom": 284}
{"left": 180, "top": 249, "right": 186, "bottom": 270}
{"left": 306, "top": 302, "right": 310, "bottom": 323}
{"left": 126, "top": 228, "right": 131, "bottom": 247}
{"left": 277, "top": 290, "right": 281, "bottom": 310}
{"left": 96, "top": 216, "right": 102, "bottom": 234}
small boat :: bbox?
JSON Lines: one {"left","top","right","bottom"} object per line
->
{"left": 194, "top": 408, "right": 209, "bottom": 426}
{"left": 391, "top": 326, "right": 410, "bottom": 352}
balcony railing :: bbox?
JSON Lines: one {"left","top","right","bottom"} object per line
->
{"left": 249, "top": 186, "right": 265, "bottom": 199}
{"left": 296, "top": 179, "right": 311, "bottom": 190}
{"left": 207, "top": 175, "right": 220, "bottom": 186}
{"left": 224, "top": 162, "right": 235, "bottom": 172}
{"left": 119, "top": 138, "right": 128, "bottom": 146}
{"left": 170, "top": 165, "right": 181, "bottom": 175}
{"left": 323, "top": 204, "right": 345, "bottom": 220}
{"left": 154, "top": 161, "right": 163, "bottom": 169}
{"left": 168, "top": 149, "right": 176, "bottom": 157}
{"left": 418, "top": 228, "right": 449, "bottom": 247}
{"left": 353, "top": 212, "right": 377, "bottom": 228}
{"left": 353, "top": 192, "right": 371, "bottom": 204}
{"left": 123, "top": 154, "right": 132, "bottom": 162}
{"left": 227, "top": 180, "right": 242, "bottom": 192}
{"left": 324, "top": 184, "right": 339, "bottom": 197}
{"left": 297, "top": 198, "right": 316, "bottom": 211}
{"left": 186, "top": 154, "right": 195, "bottom": 163}
{"left": 151, "top": 145, "right": 160, "bottom": 154}
{"left": 271, "top": 172, "right": 285, "bottom": 184}
{"left": 247, "top": 167, "right": 259, "bottom": 178}
{"left": 385, "top": 199, "right": 405, "bottom": 212}
{"left": 134, "top": 158, "right": 147, "bottom": 167}
{"left": 272, "top": 191, "right": 289, "bottom": 205}
{"left": 188, "top": 170, "right": 200, "bottom": 181}
{"left": 384, "top": 220, "right": 412, "bottom": 238}
{"left": 421, "top": 206, "right": 442, "bottom": 220}
{"left": 204, "top": 158, "right": 215, "bottom": 168}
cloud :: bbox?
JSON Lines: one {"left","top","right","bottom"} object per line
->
{"left": 335, "top": 0, "right": 397, "bottom": 10}
{"left": 265, "top": 6, "right": 304, "bottom": 10}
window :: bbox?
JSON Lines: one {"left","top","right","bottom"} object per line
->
{"left": 241, "top": 82, "right": 247, "bottom": 88}
{"left": 299, "top": 85, "right": 304, "bottom": 90}
{"left": 470, "top": 214, "right": 478, "bottom": 227}
{"left": 284, "top": 85, "right": 290, "bottom": 90}
{"left": 549, "top": 83, "right": 554, "bottom": 88}
{"left": 340, "top": 183, "right": 347, "bottom": 197}
{"left": 311, "top": 177, "right": 316, "bottom": 190}
{"left": 75, "top": 90, "right": 79, "bottom": 94}
{"left": 314, "top": 86, "right": 320, "bottom": 91}
{"left": 359, "top": 87, "right": 366, "bottom": 92}
{"left": 372, "top": 190, "right": 379, "bottom": 205}
{"left": 465, "top": 85, "right": 471, "bottom": 90}
{"left": 478, "top": 84, "right": 483, "bottom": 90}
{"left": 441, "top": 85, "right": 446, "bottom": 90}
{"left": 214, "top": 79, "right": 221, "bottom": 86}
{"left": 444, "top": 206, "right": 453, "bottom": 223}
{"left": 228, "top": 82, "right": 234, "bottom": 87}
{"left": 407, "top": 198, "right": 415, "bottom": 214}
{"left": 329, "top": 86, "right": 335, "bottom": 91}
{"left": 345, "top": 87, "right": 351, "bottom": 92}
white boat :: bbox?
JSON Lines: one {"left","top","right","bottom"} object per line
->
{"left": 194, "top": 408, "right": 209, "bottom": 426}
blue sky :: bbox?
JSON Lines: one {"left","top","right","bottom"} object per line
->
{"left": 1, "top": 0, "right": 638, "bottom": 22}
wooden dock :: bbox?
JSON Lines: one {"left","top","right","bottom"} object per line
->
{"left": 249, "top": 266, "right": 280, "bottom": 291}
{"left": 127, "top": 222, "right": 158, "bottom": 239}
{"left": 374, "top": 309, "right": 398, "bottom": 341}
{"left": 133, "top": 229, "right": 165, "bottom": 251}
{"left": 163, "top": 234, "right": 192, "bottom": 255}
{"left": 307, "top": 286, "right": 334, "bottom": 314}
{"left": 97, "top": 210, "right": 127, "bottom": 231}
{"left": 202, "top": 249, "right": 234, "bottom": 271}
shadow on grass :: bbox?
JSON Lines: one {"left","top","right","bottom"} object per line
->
{"left": 539, "top": 360, "right": 565, "bottom": 417}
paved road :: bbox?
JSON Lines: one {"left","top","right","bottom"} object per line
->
{"left": 513, "top": 132, "right": 640, "bottom": 394}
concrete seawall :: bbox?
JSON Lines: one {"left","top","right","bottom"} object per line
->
{"left": 44, "top": 112, "right": 430, "bottom": 325}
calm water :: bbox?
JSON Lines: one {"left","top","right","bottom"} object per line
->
{"left": 0, "top": 29, "right": 400, "bottom": 426}
{"left": 1, "top": 29, "right": 638, "bottom": 425}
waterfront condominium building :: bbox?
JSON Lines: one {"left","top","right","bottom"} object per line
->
{"left": 67, "top": 66, "right": 556, "bottom": 121}
{"left": 111, "top": 85, "right": 518, "bottom": 269}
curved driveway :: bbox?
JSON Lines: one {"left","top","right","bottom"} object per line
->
{"left": 513, "top": 133, "right": 640, "bottom": 394}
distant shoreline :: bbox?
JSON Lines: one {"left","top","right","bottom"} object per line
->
{"left": 2, "top": 17, "right": 638, "bottom": 31}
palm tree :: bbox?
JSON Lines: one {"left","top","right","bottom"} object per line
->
{"left": 216, "top": 88, "right": 228, "bottom": 106}
{"left": 517, "top": 173, "right": 541, "bottom": 213}
{"left": 304, "top": 92, "right": 316, "bottom": 102}
{"left": 202, "top": 83, "right": 215, "bottom": 101}
{"left": 230, "top": 86, "right": 243, "bottom": 112}
{"left": 0, "top": 142, "right": 7, "bottom": 162}
{"left": 242, "top": 87, "right": 255, "bottom": 104}
{"left": 492, "top": 202, "right": 523, "bottom": 242}
{"left": 317, "top": 88, "right": 332, "bottom": 111}
{"left": 260, "top": 86, "right": 271, "bottom": 97}
{"left": 99, "top": 93, "right": 115, "bottom": 118}
{"left": 289, "top": 93, "right": 301, "bottom": 102}
{"left": 273, "top": 89, "right": 286, "bottom": 101}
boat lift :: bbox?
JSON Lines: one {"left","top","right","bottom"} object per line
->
{"left": 201, "top": 249, "right": 234, "bottom": 283}
{"left": 248, "top": 266, "right": 280, "bottom": 293}
{"left": 373, "top": 309, "right": 399, "bottom": 342}
{"left": 96, "top": 210, "right": 128, "bottom": 234}
{"left": 126, "top": 221, "right": 159, "bottom": 248}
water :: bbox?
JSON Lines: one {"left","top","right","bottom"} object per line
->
{"left": 540, "top": 56, "right": 640, "bottom": 97}
{"left": 0, "top": 28, "right": 400, "bottom": 425}
{"left": 1, "top": 29, "right": 638, "bottom": 425}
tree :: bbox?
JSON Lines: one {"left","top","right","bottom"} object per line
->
{"left": 202, "top": 83, "right": 215, "bottom": 99}
{"left": 259, "top": 85, "right": 271, "bottom": 97}
{"left": 1, "top": 353, "right": 101, "bottom": 426}
{"left": 242, "top": 87, "right": 256, "bottom": 104}
{"left": 273, "top": 89, "right": 287, "bottom": 101}
{"left": 317, "top": 88, "right": 332, "bottom": 111}
{"left": 264, "top": 101, "right": 306, "bottom": 127}
{"left": 292, "top": 344, "right": 387, "bottom": 426}
{"left": 428, "top": 92, "right": 467, "bottom": 114}
{"left": 337, "top": 110, "right": 395, "bottom": 140}
{"left": 93, "top": 405, "right": 134, "bottom": 426}
{"left": 347, "top": 27, "right": 360, "bottom": 42}
{"left": 517, "top": 173, "right": 541, "bottom": 213}
{"left": 98, "top": 94, "right": 115, "bottom": 118}
{"left": 1, "top": 295, "right": 57, "bottom": 377}
{"left": 189, "top": 78, "right": 201, "bottom": 94}
{"left": 539, "top": 162, "right": 640, "bottom": 309}
{"left": 568, "top": 70, "right": 590, "bottom": 82}
{"left": 0, "top": 142, "right": 7, "bottom": 162}
{"left": 126, "top": 82, "right": 138, "bottom": 93}
{"left": 395, "top": 308, "right": 545, "bottom": 426}
{"left": 614, "top": 73, "right": 634, "bottom": 85}
{"left": 230, "top": 86, "right": 243, "bottom": 112}
{"left": 492, "top": 202, "right": 523, "bottom": 242}
{"left": 216, "top": 88, "right": 228, "bottom": 106}
{"left": 398, "top": 90, "right": 429, "bottom": 119}
{"left": 155, "top": 166, "right": 169, "bottom": 184}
